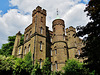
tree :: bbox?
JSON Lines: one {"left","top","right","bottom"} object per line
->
{"left": 0, "top": 34, "right": 24, "bottom": 56}
{"left": 63, "top": 59, "right": 95, "bottom": 75}
{"left": 0, "top": 55, "right": 16, "bottom": 75}
{"left": 31, "top": 61, "right": 42, "bottom": 75}
{"left": 42, "top": 58, "right": 51, "bottom": 75}
{"left": 76, "top": 0, "right": 100, "bottom": 74}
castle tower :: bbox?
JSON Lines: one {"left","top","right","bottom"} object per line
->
{"left": 51, "top": 19, "right": 68, "bottom": 71}
{"left": 66, "top": 26, "right": 77, "bottom": 59}
{"left": 23, "top": 6, "right": 47, "bottom": 67}
{"left": 12, "top": 31, "right": 22, "bottom": 57}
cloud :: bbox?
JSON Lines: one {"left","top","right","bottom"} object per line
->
{"left": 0, "top": 9, "right": 31, "bottom": 47}
{"left": 0, "top": 0, "right": 90, "bottom": 48}
{"left": 63, "top": 3, "right": 90, "bottom": 28}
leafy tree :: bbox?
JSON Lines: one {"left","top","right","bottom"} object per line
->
{"left": 76, "top": 0, "right": 100, "bottom": 74}
{"left": 0, "top": 36, "right": 16, "bottom": 56}
{"left": 31, "top": 61, "right": 42, "bottom": 75}
{"left": 42, "top": 58, "right": 51, "bottom": 75}
{"left": 0, "top": 34, "right": 24, "bottom": 56}
{"left": 63, "top": 59, "right": 95, "bottom": 75}
{"left": 0, "top": 55, "right": 16, "bottom": 75}
{"left": 13, "top": 52, "right": 33, "bottom": 75}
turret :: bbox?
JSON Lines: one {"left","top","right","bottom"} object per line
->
{"left": 12, "top": 31, "right": 22, "bottom": 57}
{"left": 52, "top": 19, "right": 65, "bottom": 42}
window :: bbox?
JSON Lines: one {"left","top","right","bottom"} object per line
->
{"left": 40, "top": 59, "right": 42, "bottom": 69}
{"left": 40, "top": 41, "right": 42, "bottom": 50}
{"left": 55, "top": 49, "right": 57, "bottom": 55}
{"left": 53, "top": 28, "right": 55, "bottom": 32}
{"left": 30, "top": 31, "right": 32, "bottom": 36}
{"left": 78, "top": 50, "right": 80, "bottom": 55}
{"left": 51, "top": 49, "right": 52, "bottom": 56}
{"left": 55, "top": 61, "right": 58, "bottom": 70}
{"left": 25, "top": 46, "right": 26, "bottom": 54}
{"left": 50, "top": 37, "right": 52, "bottom": 42}
{"left": 19, "top": 48, "right": 21, "bottom": 54}
{"left": 51, "top": 63, "right": 53, "bottom": 71}
{"left": 26, "top": 34, "right": 28, "bottom": 40}
{"left": 41, "top": 17, "right": 43, "bottom": 22}
{"left": 63, "top": 34, "right": 65, "bottom": 40}
{"left": 29, "top": 44, "right": 30, "bottom": 52}
{"left": 63, "top": 28, "right": 64, "bottom": 31}
{"left": 40, "top": 27, "right": 43, "bottom": 34}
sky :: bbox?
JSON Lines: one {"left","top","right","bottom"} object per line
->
{"left": 0, "top": 0, "right": 90, "bottom": 48}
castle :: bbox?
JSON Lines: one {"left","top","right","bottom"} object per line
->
{"left": 12, "top": 6, "right": 84, "bottom": 71}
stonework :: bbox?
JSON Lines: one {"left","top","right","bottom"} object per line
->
{"left": 12, "top": 6, "right": 84, "bottom": 71}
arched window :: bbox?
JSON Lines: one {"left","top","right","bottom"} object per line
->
{"left": 78, "top": 50, "right": 80, "bottom": 55}
{"left": 55, "top": 49, "right": 57, "bottom": 55}
{"left": 51, "top": 49, "right": 52, "bottom": 56}
{"left": 41, "top": 17, "right": 43, "bottom": 22}
{"left": 50, "top": 36, "right": 52, "bottom": 42}
{"left": 53, "top": 28, "right": 55, "bottom": 32}
{"left": 26, "top": 34, "right": 28, "bottom": 40}
{"left": 55, "top": 61, "right": 58, "bottom": 70}
{"left": 40, "top": 41, "right": 42, "bottom": 50}
{"left": 40, "top": 59, "right": 42, "bottom": 69}
{"left": 40, "top": 27, "right": 43, "bottom": 34}
{"left": 30, "top": 31, "right": 32, "bottom": 36}
{"left": 25, "top": 46, "right": 26, "bottom": 54}
{"left": 29, "top": 44, "right": 30, "bottom": 52}
{"left": 63, "top": 34, "right": 65, "bottom": 40}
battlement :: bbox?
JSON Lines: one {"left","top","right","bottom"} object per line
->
{"left": 52, "top": 19, "right": 65, "bottom": 28}
{"left": 66, "top": 26, "right": 76, "bottom": 33}
{"left": 32, "top": 6, "right": 46, "bottom": 17}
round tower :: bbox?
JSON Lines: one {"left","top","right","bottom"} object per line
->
{"left": 52, "top": 19, "right": 65, "bottom": 42}
{"left": 52, "top": 19, "right": 68, "bottom": 71}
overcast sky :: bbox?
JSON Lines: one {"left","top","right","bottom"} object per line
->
{"left": 0, "top": 0, "right": 90, "bottom": 48}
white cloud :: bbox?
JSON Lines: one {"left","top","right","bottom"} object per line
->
{"left": 0, "top": 9, "right": 31, "bottom": 47}
{"left": 0, "top": 0, "right": 90, "bottom": 48}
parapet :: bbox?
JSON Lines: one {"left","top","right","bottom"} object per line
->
{"left": 32, "top": 6, "right": 46, "bottom": 17}
{"left": 52, "top": 19, "right": 65, "bottom": 28}
{"left": 66, "top": 26, "right": 76, "bottom": 33}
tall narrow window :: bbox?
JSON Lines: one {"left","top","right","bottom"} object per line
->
{"left": 25, "top": 46, "right": 26, "bottom": 54}
{"left": 19, "top": 48, "right": 21, "bottom": 54}
{"left": 55, "top": 49, "right": 57, "bottom": 55}
{"left": 40, "top": 27, "right": 43, "bottom": 34}
{"left": 53, "top": 28, "right": 55, "bottom": 32}
{"left": 29, "top": 44, "right": 30, "bottom": 52}
{"left": 40, "top": 41, "right": 42, "bottom": 50}
{"left": 51, "top": 49, "right": 52, "bottom": 56}
{"left": 30, "top": 31, "right": 32, "bottom": 36}
{"left": 50, "top": 36, "right": 52, "bottom": 42}
{"left": 63, "top": 34, "right": 65, "bottom": 40}
{"left": 40, "top": 59, "right": 42, "bottom": 69}
{"left": 55, "top": 61, "right": 58, "bottom": 70}
{"left": 78, "top": 50, "right": 80, "bottom": 55}
{"left": 26, "top": 34, "right": 28, "bottom": 40}
{"left": 41, "top": 17, "right": 43, "bottom": 22}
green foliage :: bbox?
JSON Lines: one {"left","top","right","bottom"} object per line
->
{"left": 31, "top": 61, "right": 42, "bottom": 75}
{"left": 76, "top": 0, "right": 100, "bottom": 74}
{"left": 0, "top": 55, "right": 16, "bottom": 74}
{"left": 0, "top": 34, "right": 24, "bottom": 56}
{"left": 42, "top": 58, "right": 51, "bottom": 75}
{"left": 13, "top": 52, "right": 33, "bottom": 75}
{"left": 63, "top": 59, "right": 95, "bottom": 75}
{"left": 0, "top": 35, "right": 16, "bottom": 56}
